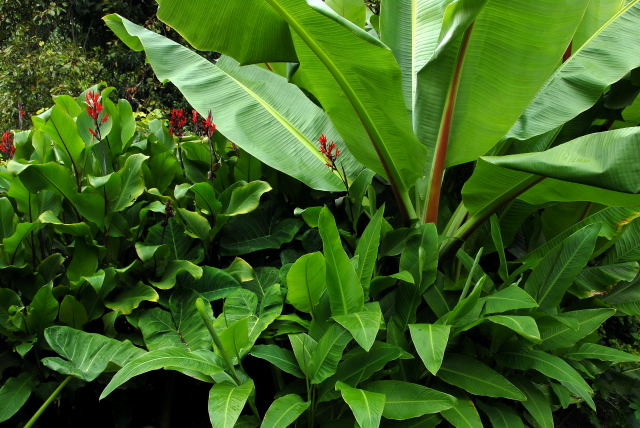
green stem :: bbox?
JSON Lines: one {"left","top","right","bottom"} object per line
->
{"left": 195, "top": 298, "right": 241, "bottom": 385}
{"left": 24, "top": 376, "right": 72, "bottom": 428}
{"left": 440, "top": 175, "right": 545, "bottom": 259}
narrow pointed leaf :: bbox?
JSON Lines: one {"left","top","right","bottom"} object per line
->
{"left": 355, "top": 207, "right": 384, "bottom": 296}
{"left": 477, "top": 401, "right": 523, "bottom": 428}
{"left": 441, "top": 399, "right": 483, "bottom": 428}
{"left": 438, "top": 354, "right": 525, "bottom": 401}
{"left": 565, "top": 343, "right": 640, "bottom": 363}
{"left": 309, "top": 324, "right": 352, "bottom": 384}
{"left": 538, "top": 308, "right": 615, "bottom": 350}
{"left": 482, "top": 285, "right": 538, "bottom": 315}
{"left": 250, "top": 345, "right": 305, "bottom": 379}
{"left": 333, "top": 302, "right": 382, "bottom": 351}
{"left": 336, "top": 381, "right": 385, "bottom": 428}
{"left": 0, "top": 373, "right": 33, "bottom": 423}
{"left": 487, "top": 315, "right": 541, "bottom": 342}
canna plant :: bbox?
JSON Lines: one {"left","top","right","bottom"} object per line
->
{"left": 3, "top": 0, "right": 640, "bottom": 427}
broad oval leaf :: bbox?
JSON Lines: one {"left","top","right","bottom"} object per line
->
{"left": 286, "top": 252, "right": 326, "bottom": 315}
{"left": 409, "top": 323, "right": 451, "bottom": 375}
{"left": 0, "top": 373, "right": 33, "bottom": 423}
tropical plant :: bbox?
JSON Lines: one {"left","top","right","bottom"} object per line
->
{"left": 3, "top": 0, "right": 640, "bottom": 427}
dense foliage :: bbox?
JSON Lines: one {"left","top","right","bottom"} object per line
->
{"left": 2, "top": 1, "right": 640, "bottom": 427}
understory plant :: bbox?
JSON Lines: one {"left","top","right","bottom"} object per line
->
{"left": 3, "top": 0, "right": 640, "bottom": 427}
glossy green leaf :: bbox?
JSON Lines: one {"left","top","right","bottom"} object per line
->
{"left": 104, "top": 282, "right": 159, "bottom": 315}
{"left": 355, "top": 207, "right": 384, "bottom": 297}
{"left": 150, "top": 260, "right": 203, "bottom": 290}
{"left": 105, "top": 14, "right": 360, "bottom": 192}
{"left": 336, "top": 381, "right": 385, "bottom": 428}
{"left": 43, "top": 326, "right": 145, "bottom": 382}
{"left": 507, "top": 1, "right": 640, "bottom": 141}
{"left": 565, "top": 343, "right": 640, "bottom": 363}
{"left": 333, "top": 302, "right": 382, "bottom": 351}
{"left": 335, "top": 342, "right": 413, "bottom": 387}
{"left": 439, "top": 354, "right": 525, "bottom": 401}
{"left": 220, "top": 214, "right": 302, "bottom": 256}
{"left": 156, "top": 0, "right": 296, "bottom": 63}
{"left": 477, "top": 400, "right": 524, "bottom": 428}
{"left": 289, "top": 333, "right": 317, "bottom": 378}
{"left": 366, "top": 380, "right": 456, "bottom": 420}
{"left": 224, "top": 181, "right": 272, "bottom": 216}
{"left": 310, "top": 324, "right": 352, "bottom": 384}
{"left": 482, "top": 285, "right": 538, "bottom": 315}
{"left": 486, "top": 315, "right": 541, "bottom": 342}
{"left": 326, "top": 0, "right": 366, "bottom": 27}
{"left": 101, "top": 348, "right": 224, "bottom": 399}
{"left": 261, "top": 394, "right": 310, "bottom": 428}
{"left": 573, "top": 0, "right": 625, "bottom": 49}
{"left": 501, "top": 350, "right": 594, "bottom": 409}
{"left": 511, "top": 378, "right": 554, "bottom": 428}
{"left": 318, "top": 207, "right": 364, "bottom": 315}
{"left": 0, "top": 373, "right": 33, "bottom": 423}
{"left": 109, "top": 153, "right": 148, "bottom": 212}
{"left": 26, "top": 282, "right": 58, "bottom": 334}
{"left": 409, "top": 323, "right": 450, "bottom": 375}
{"left": 538, "top": 308, "right": 615, "bottom": 350}
{"left": 58, "top": 295, "right": 88, "bottom": 329}
{"left": 524, "top": 224, "right": 599, "bottom": 310}
{"left": 286, "top": 252, "right": 326, "bottom": 315}
{"left": 208, "top": 380, "right": 254, "bottom": 428}
{"left": 250, "top": 345, "right": 305, "bottom": 379}
{"left": 441, "top": 399, "right": 483, "bottom": 428}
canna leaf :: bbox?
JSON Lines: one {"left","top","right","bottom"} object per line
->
{"left": 208, "top": 380, "right": 254, "bottom": 428}
{"left": 261, "top": 394, "right": 310, "bottom": 428}
{"left": 409, "top": 323, "right": 451, "bottom": 375}
{"left": 286, "top": 252, "right": 326, "bottom": 315}
{"left": 441, "top": 399, "right": 483, "bottom": 428}
{"left": 367, "top": 380, "right": 456, "bottom": 420}
{"left": 336, "top": 381, "right": 385, "bottom": 428}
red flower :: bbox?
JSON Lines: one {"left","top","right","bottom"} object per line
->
{"left": 203, "top": 111, "right": 216, "bottom": 138}
{"left": 169, "top": 108, "right": 187, "bottom": 137}
{"left": 1, "top": 131, "right": 15, "bottom": 160}
{"left": 319, "top": 134, "right": 340, "bottom": 170}
{"left": 85, "top": 90, "right": 104, "bottom": 120}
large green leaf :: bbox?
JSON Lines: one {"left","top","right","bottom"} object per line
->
{"left": 43, "top": 326, "right": 145, "bottom": 382}
{"left": 105, "top": 14, "right": 361, "bottom": 192}
{"left": 335, "top": 342, "right": 413, "bottom": 387}
{"left": 318, "top": 207, "right": 364, "bottom": 315}
{"left": 208, "top": 380, "right": 254, "bottom": 428}
{"left": 511, "top": 378, "right": 553, "bottom": 428}
{"left": 366, "top": 380, "right": 456, "bottom": 420}
{"left": 0, "top": 373, "right": 33, "bottom": 423}
{"left": 336, "top": 381, "right": 385, "bottom": 428}
{"left": 13, "top": 162, "right": 105, "bottom": 227}
{"left": 573, "top": 0, "right": 626, "bottom": 49}
{"left": 438, "top": 354, "right": 525, "bottom": 401}
{"left": 137, "top": 290, "right": 210, "bottom": 351}
{"left": 100, "top": 348, "right": 224, "bottom": 398}
{"left": 486, "top": 315, "right": 541, "bottom": 342}
{"left": 482, "top": 285, "right": 538, "bottom": 315}
{"left": 524, "top": 224, "right": 599, "bottom": 309}
{"left": 409, "top": 323, "right": 450, "bottom": 375}
{"left": 354, "top": 207, "right": 384, "bottom": 297}
{"left": 416, "top": 0, "right": 589, "bottom": 166}
{"left": 477, "top": 401, "right": 524, "bottom": 428}
{"left": 105, "top": 153, "right": 148, "bottom": 212}
{"left": 265, "top": 0, "right": 427, "bottom": 208}
{"left": 286, "top": 252, "right": 326, "bottom": 315}
{"left": 507, "top": 1, "right": 640, "bottom": 141}
{"left": 487, "top": 128, "right": 640, "bottom": 194}
{"left": 156, "top": 0, "right": 296, "bottom": 63}
{"left": 261, "top": 394, "right": 310, "bottom": 428}
{"left": 380, "top": 0, "right": 450, "bottom": 112}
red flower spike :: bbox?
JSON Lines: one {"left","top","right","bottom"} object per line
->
{"left": 169, "top": 108, "right": 187, "bottom": 137}
{"left": 89, "top": 128, "right": 98, "bottom": 139}
{"left": 319, "top": 134, "right": 327, "bottom": 144}
{"left": 1, "top": 131, "right": 15, "bottom": 159}
{"left": 203, "top": 111, "right": 216, "bottom": 138}
{"left": 102, "top": 114, "right": 108, "bottom": 123}
{"left": 318, "top": 134, "right": 341, "bottom": 171}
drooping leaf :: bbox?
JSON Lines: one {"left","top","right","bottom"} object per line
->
{"left": 366, "top": 380, "right": 456, "bottom": 420}
{"left": 537, "top": 308, "right": 615, "bottom": 350}
{"left": 438, "top": 354, "right": 525, "bottom": 401}
{"left": 409, "top": 323, "right": 451, "bottom": 375}
{"left": 105, "top": 14, "right": 362, "bottom": 192}
{"left": 477, "top": 400, "right": 524, "bottom": 428}
{"left": 223, "top": 181, "right": 272, "bottom": 216}
{"left": 101, "top": 348, "right": 224, "bottom": 399}
{"left": 208, "top": 380, "right": 254, "bottom": 428}
{"left": 260, "top": 394, "right": 310, "bottom": 428}
{"left": 565, "top": 343, "right": 640, "bottom": 363}
{"left": 507, "top": 1, "right": 640, "bottom": 141}
{"left": 43, "top": 326, "right": 145, "bottom": 382}
{"left": 510, "top": 378, "right": 554, "bottom": 428}
{"left": 250, "top": 344, "right": 305, "bottom": 379}
{"left": 104, "top": 282, "right": 159, "bottom": 315}
{"left": 336, "top": 381, "right": 385, "bottom": 428}
{"left": 289, "top": 333, "right": 318, "bottom": 378}
{"left": 355, "top": 207, "right": 384, "bottom": 297}
{"left": 309, "top": 323, "right": 352, "bottom": 384}
{"left": 335, "top": 342, "right": 413, "bottom": 387}
{"left": 486, "top": 315, "right": 541, "bottom": 342}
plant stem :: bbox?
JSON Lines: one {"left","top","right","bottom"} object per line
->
{"left": 50, "top": 120, "right": 81, "bottom": 191}
{"left": 195, "top": 298, "right": 241, "bottom": 385}
{"left": 424, "top": 24, "right": 475, "bottom": 225}
{"left": 24, "top": 375, "right": 72, "bottom": 428}
{"left": 440, "top": 175, "right": 544, "bottom": 259}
